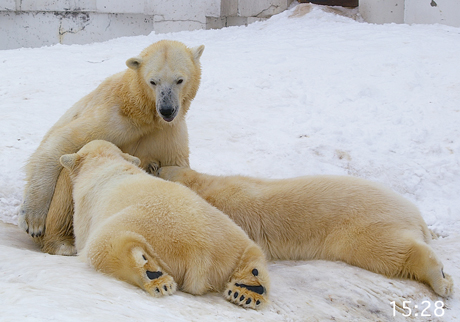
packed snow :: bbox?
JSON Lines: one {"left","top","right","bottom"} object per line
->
{"left": 1, "top": 4, "right": 459, "bottom": 321}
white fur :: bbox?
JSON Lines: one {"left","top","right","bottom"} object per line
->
{"left": 20, "top": 40, "right": 203, "bottom": 255}
{"left": 61, "top": 140, "right": 271, "bottom": 309}
{"left": 157, "top": 166, "right": 454, "bottom": 297}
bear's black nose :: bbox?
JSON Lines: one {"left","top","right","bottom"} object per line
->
{"left": 160, "top": 106, "right": 174, "bottom": 117}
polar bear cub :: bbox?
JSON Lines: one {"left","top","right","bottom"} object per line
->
{"left": 60, "top": 140, "right": 269, "bottom": 309}
{"left": 156, "top": 166, "right": 454, "bottom": 297}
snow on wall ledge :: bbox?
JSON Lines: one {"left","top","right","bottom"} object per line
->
{"left": 0, "top": 0, "right": 293, "bottom": 50}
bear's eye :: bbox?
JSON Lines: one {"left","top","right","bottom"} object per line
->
{"left": 176, "top": 79, "right": 183, "bottom": 85}
{"left": 150, "top": 80, "right": 157, "bottom": 86}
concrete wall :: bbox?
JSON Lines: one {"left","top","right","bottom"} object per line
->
{"left": 405, "top": 0, "right": 460, "bottom": 27}
{"left": 0, "top": 11, "right": 156, "bottom": 48}
{"left": 359, "top": 0, "right": 460, "bottom": 27}
{"left": 0, "top": 0, "right": 293, "bottom": 49}
{"left": 359, "top": 0, "right": 404, "bottom": 24}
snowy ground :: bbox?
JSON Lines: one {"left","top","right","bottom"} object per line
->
{"left": 1, "top": 4, "right": 459, "bottom": 321}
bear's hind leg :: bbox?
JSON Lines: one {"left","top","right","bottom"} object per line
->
{"left": 88, "top": 232, "right": 177, "bottom": 297}
{"left": 37, "top": 168, "right": 76, "bottom": 255}
{"left": 224, "top": 244, "right": 270, "bottom": 309}
{"left": 404, "top": 240, "right": 453, "bottom": 297}
{"left": 131, "top": 246, "right": 177, "bottom": 297}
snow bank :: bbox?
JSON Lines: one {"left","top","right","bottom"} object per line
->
{"left": 1, "top": 4, "right": 459, "bottom": 321}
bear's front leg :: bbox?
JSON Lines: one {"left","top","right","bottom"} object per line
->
{"left": 19, "top": 155, "right": 62, "bottom": 237}
{"left": 19, "top": 119, "right": 97, "bottom": 237}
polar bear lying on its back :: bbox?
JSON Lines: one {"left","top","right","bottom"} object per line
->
{"left": 60, "top": 140, "right": 269, "bottom": 309}
{"left": 156, "top": 166, "right": 454, "bottom": 297}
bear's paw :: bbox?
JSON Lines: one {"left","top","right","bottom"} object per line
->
{"left": 434, "top": 272, "right": 454, "bottom": 297}
{"left": 134, "top": 248, "right": 177, "bottom": 297}
{"left": 224, "top": 282, "right": 267, "bottom": 309}
{"left": 144, "top": 271, "right": 177, "bottom": 297}
{"left": 147, "top": 161, "right": 160, "bottom": 175}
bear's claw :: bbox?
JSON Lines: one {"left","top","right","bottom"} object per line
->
{"left": 145, "top": 273, "right": 177, "bottom": 297}
{"left": 224, "top": 282, "right": 267, "bottom": 309}
{"left": 147, "top": 162, "right": 160, "bottom": 175}
{"left": 139, "top": 253, "right": 177, "bottom": 297}
{"left": 18, "top": 205, "right": 46, "bottom": 237}
{"left": 433, "top": 273, "right": 454, "bottom": 297}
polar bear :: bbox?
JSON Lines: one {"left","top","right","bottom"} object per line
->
{"left": 156, "top": 166, "right": 454, "bottom": 297}
{"left": 59, "top": 140, "right": 270, "bottom": 309}
{"left": 19, "top": 40, "right": 204, "bottom": 255}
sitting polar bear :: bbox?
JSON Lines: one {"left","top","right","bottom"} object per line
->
{"left": 59, "top": 140, "right": 270, "bottom": 309}
{"left": 19, "top": 40, "right": 203, "bottom": 255}
{"left": 156, "top": 166, "right": 454, "bottom": 297}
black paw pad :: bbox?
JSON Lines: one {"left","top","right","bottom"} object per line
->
{"left": 256, "top": 300, "right": 261, "bottom": 306}
{"left": 234, "top": 292, "right": 239, "bottom": 299}
{"left": 240, "top": 295, "right": 245, "bottom": 301}
{"left": 146, "top": 271, "right": 163, "bottom": 280}
{"left": 235, "top": 283, "right": 265, "bottom": 295}
{"left": 252, "top": 268, "right": 259, "bottom": 276}
{"left": 246, "top": 298, "right": 252, "bottom": 305}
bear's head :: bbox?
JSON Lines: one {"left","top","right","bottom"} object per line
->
{"left": 126, "top": 40, "right": 205, "bottom": 124}
{"left": 60, "top": 140, "right": 141, "bottom": 175}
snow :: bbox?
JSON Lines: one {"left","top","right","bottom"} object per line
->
{"left": 1, "top": 4, "right": 459, "bottom": 321}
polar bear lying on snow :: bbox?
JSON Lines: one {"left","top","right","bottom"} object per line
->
{"left": 60, "top": 140, "right": 270, "bottom": 309}
{"left": 156, "top": 166, "right": 454, "bottom": 297}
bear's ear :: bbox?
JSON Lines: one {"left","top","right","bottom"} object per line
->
{"left": 60, "top": 153, "right": 81, "bottom": 170}
{"left": 126, "top": 57, "right": 143, "bottom": 70}
{"left": 191, "top": 45, "right": 205, "bottom": 63}
{"left": 122, "top": 153, "right": 141, "bottom": 166}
